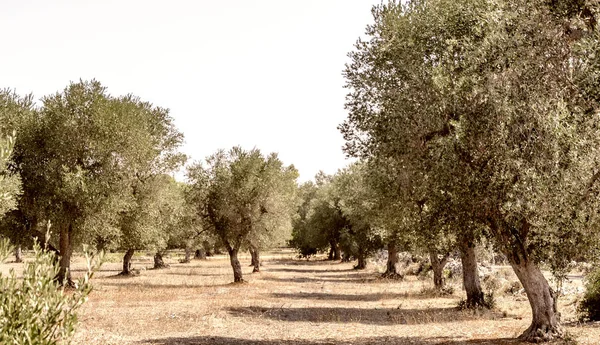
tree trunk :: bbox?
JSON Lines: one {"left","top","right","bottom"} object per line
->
{"left": 355, "top": 248, "right": 367, "bottom": 270}
{"left": 328, "top": 247, "right": 334, "bottom": 260}
{"left": 333, "top": 241, "right": 341, "bottom": 261}
{"left": 228, "top": 248, "right": 244, "bottom": 283}
{"left": 56, "top": 223, "right": 73, "bottom": 286}
{"left": 459, "top": 240, "right": 485, "bottom": 308}
{"left": 153, "top": 252, "right": 170, "bottom": 269}
{"left": 488, "top": 216, "right": 563, "bottom": 341}
{"left": 341, "top": 252, "right": 351, "bottom": 262}
{"left": 382, "top": 242, "right": 402, "bottom": 278}
{"left": 121, "top": 249, "right": 135, "bottom": 275}
{"left": 14, "top": 245, "right": 23, "bottom": 263}
{"left": 180, "top": 246, "right": 191, "bottom": 263}
{"left": 195, "top": 249, "right": 206, "bottom": 260}
{"left": 249, "top": 247, "right": 260, "bottom": 273}
{"left": 429, "top": 251, "right": 449, "bottom": 289}
{"left": 511, "top": 259, "right": 563, "bottom": 341}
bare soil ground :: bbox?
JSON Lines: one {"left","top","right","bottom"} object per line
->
{"left": 11, "top": 249, "right": 600, "bottom": 345}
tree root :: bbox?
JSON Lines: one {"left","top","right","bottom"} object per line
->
{"left": 518, "top": 323, "right": 564, "bottom": 343}
{"left": 117, "top": 270, "right": 140, "bottom": 277}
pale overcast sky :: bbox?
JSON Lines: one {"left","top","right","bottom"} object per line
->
{"left": 1, "top": 0, "right": 379, "bottom": 181}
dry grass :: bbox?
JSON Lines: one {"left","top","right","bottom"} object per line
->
{"left": 11, "top": 249, "right": 600, "bottom": 345}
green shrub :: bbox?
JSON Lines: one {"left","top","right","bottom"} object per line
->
{"left": 578, "top": 267, "right": 600, "bottom": 321}
{"left": 0, "top": 238, "right": 100, "bottom": 344}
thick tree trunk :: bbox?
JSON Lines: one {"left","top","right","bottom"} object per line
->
{"left": 228, "top": 248, "right": 244, "bottom": 283}
{"left": 382, "top": 242, "right": 402, "bottom": 278}
{"left": 460, "top": 240, "right": 485, "bottom": 308}
{"left": 195, "top": 249, "right": 206, "bottom": 260}
{"left": 429, "top": 251, "right": 449, "bottom": 289}
{"left": 153, "top": 252, "right": 170, "bottom": 269}
{"left": 488, "top": 216, "right": 563, "bottom": 341}
{"left": 121, "top": 249, "right": 135, "bottom": 275}
{"left": 14, "top": 245, "right": 23, "bottom": 263}
{"left": 328, "top": 247, "right": 334, "bottom": 260}
{"left": 249, "top": 247, "right": 260, "bottom": 273}
{"left": 57, "top": 223, "right": 73, "bottom": 286}
{"left": 511, "top": 260, "right": 563, "bottom": 342}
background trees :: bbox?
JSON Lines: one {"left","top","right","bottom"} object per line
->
{"left": 187, "top": 147, "right": 298, "bottom": 282}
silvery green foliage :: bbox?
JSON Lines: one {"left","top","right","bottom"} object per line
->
{"left": 0, "top": 239, "right": 100, "bottom": 345}
{"left": 187, "top": 147, "right": 299, "bottom": 254}
{"left": 341, "top": 0, "right": 600, "bottom": 274}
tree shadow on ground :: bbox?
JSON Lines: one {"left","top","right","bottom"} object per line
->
{"left": 226, "top": 306, "right": 508, "bottom": 325}
{"left": 260, "top": 276, "right": 378, "bottom": 284}
{"left": 265, "top": 267, "right": 355, "bottom": 274}
{"left": 268, "top": 292, "right": 456, "bottom": 302}
{"left": 267, "top": 259, "right": 344, "bottom": 266}
{"left": 140, "top": 335, "right": 519, "bottom": 345}
{"left": 163, "top": 272, "right": 226, "bottom": 277}
{"left": 316, "top": 272, "right": 380, "bottom": 279}
{"left": 98, "top": 281, "right": 234, "bottom": 289}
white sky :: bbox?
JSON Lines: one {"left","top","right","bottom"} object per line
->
{"left": 1, "top": 0, "right": 379, "bottom": 181}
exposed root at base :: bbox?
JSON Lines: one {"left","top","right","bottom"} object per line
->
{"left": 519, "top": 323, "right": 564, "bottom": 343}
{"left": 117, "top": 270, "right": 141, "bottom": 277}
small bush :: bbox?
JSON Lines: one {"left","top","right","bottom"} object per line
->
{"left": 482, "top": 274, "right": 502, "bottom": 292}
{"left": 578, "top": 267, "right": 600, "bottom": 321}
{"left": 483, "top": 291, "right": 496, "bottom": 309}
{"left": 0, "top": 239, "right": 101, "bottom": 345}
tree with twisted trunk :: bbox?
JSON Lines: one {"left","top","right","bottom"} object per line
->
{"left": 341, "top": 0, "right": 600, "bottom": 340}
{"left": 187, "top": 147, "right": 298, "bottom": 283}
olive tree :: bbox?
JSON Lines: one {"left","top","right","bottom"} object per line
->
{"left": 341, "top": 0, "right": 600, "bottom": 340}
{"left": 290, "top": 174, "right": 348, "bottom": 260}
{"left": 187, "top": 147, "right": 298, "bottom": 282}
{"left": 15, "top": 80, "right": 182, "bottom": 284}
{"left": 332, "top": 163, "right": 384, "bottom": 270}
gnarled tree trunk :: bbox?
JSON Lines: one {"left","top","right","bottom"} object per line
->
{"left": 153, "top": 252, "right": 170, "bottom": 269}
{"left": 249, "top": 247, "right": 260, "bottom": 273}
{"left": 512, "top": 259, "right": 563, "bottom": 341}
{"left": 429, "top": 251, "right": 449, "bottom": 289}
{"left": 489, "top": 216, "right": 563, "bottom": 341}
{"left": 228, "top": 247, "right": 244, "bottom": 282}
{"left": 14, "top": 245, "right": 23, "bottom": 263}
{"left": 382, "top": 241, "right": 402, "bottom": 278}
{"left": 120, "top": 249, "right": 135, "bottom": 275}
{"left": 459, "top": 239, "right": 485, "bottom": 308}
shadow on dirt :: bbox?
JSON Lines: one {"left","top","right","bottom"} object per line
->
{"left": 140, "top": 335, "right": 519, "bottom": 345}
{"left": 226, "top": 306, "right": 508, "bottom": 325}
